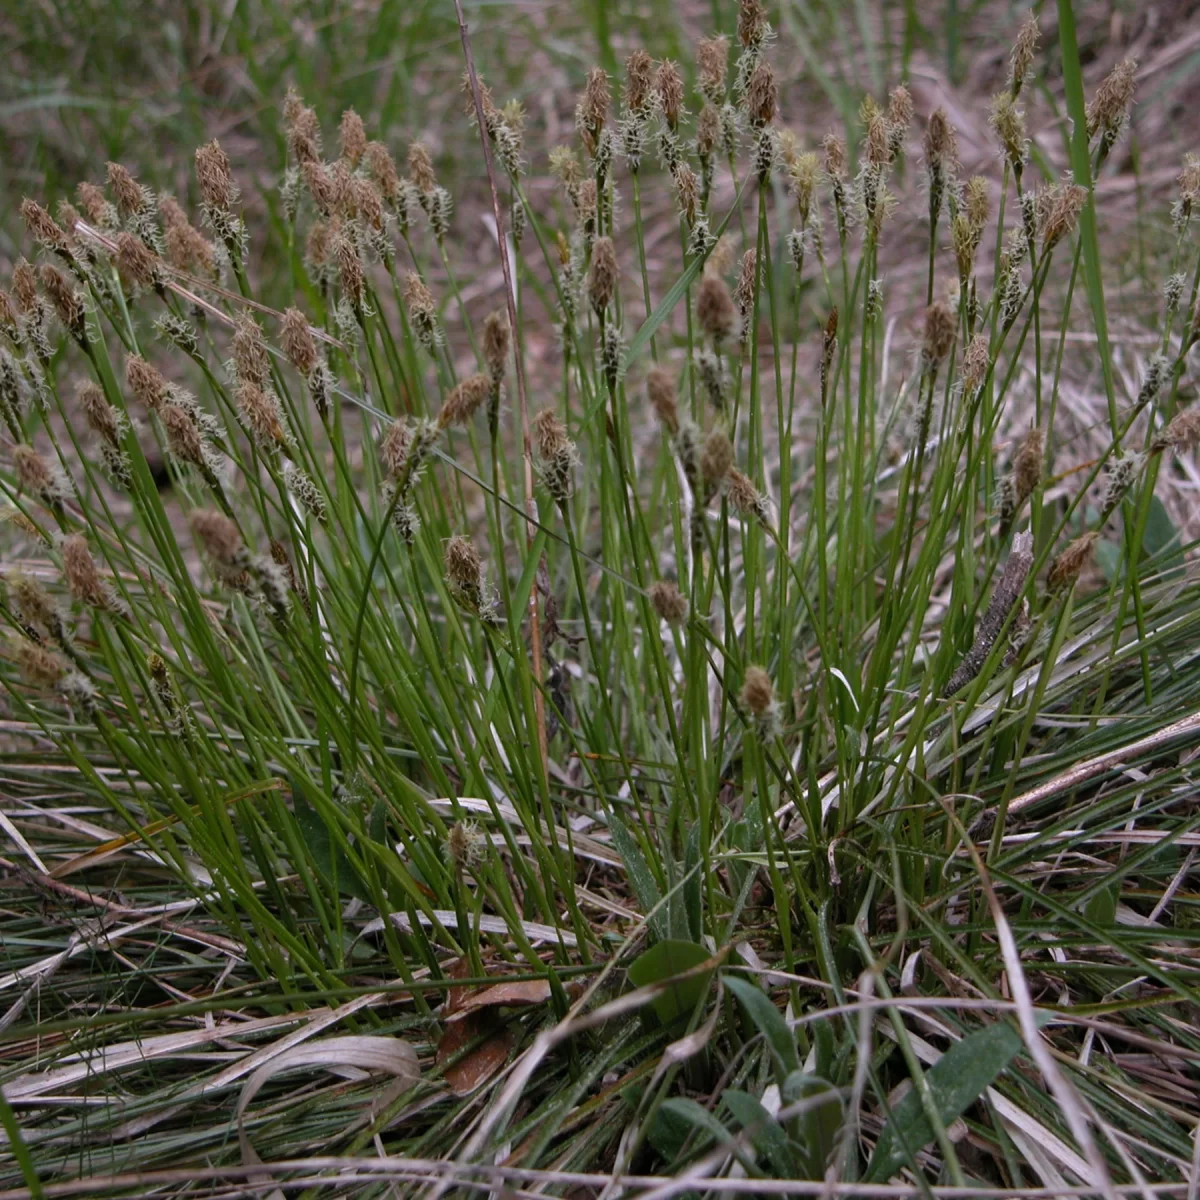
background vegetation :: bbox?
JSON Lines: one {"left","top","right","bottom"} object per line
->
{"left": 2, "top": 0, "right": 1200, "bottom": 1196}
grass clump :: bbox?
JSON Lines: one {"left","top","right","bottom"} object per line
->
{"left": 2, "top": 4, "right": 1200, "bottom": 1195}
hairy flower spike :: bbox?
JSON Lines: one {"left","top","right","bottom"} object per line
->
{"left": 78, "top": 381, "right": 122, "bottom": 447}
{"left": 737, "top": 0, "right": 768, "bottom": 49}
{"left": 734, "top": 249, "right": 758, "bottom": 344}
{"left": 126, "top": 355, "right": 169, "bottom": 412}
{"left": 403, "top": 273, "right": 441, "bottom": 353}
{"left": 576, "top": 67, "right": 610, "bottom": 157}
{"left": 1100, "top": 452, "right": 1144, "bottom": 521}
{"left": 945, "top": 532, "right": 1033, "bottom": 695}
{"left": 649, "top": 580, "right": 689, "bottom": 626}
{"left": 332, "top": 229, "right": 364, "bottom": 307}
{"left": 886, "top": 85, "right": 913, "bottom": 158}
{"left": 231, "top": 312, "right": 270, "bottom": 389}
{"left": 726, "top": 468, "right": 771, "bottom": 526}
{"left": 283, "top": 461, "right": 327, "bottom": 522}
{"left": 14, "top": 641, "right": 66, "bottom": 689}
{"left": 533, "top": 408, "right": 577, "bottom": 502}
{"left": 444, "top": 535, "right": 498, "bottom": 624}
{"left": 1086, "top": 58, "right": 1137, "bottom": 147}
{"left": 990, "top": 93, "right": 1028, "bottom": 169}
{"left": 1009, "top": 12, "right": 1039, "bottom": 96}
{"left": 745, "top": 61, "right": 777, "bottom": 128}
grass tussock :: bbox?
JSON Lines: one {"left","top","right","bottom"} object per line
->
{"left": 2, "top": 2, "right": 1200, "bottom": 1195}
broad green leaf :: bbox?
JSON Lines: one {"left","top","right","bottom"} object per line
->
{"left": 291, "top": 776, "right": 370, "bottom": 901}
{"left": 724, "top": 975, "right": 801, "bottom": 1086}
{"left": 607, "top": 812, "right": 667, "bottom": 941}
{"left": 864, "top": 1022, "right": 1023, "bottom": 1182}
{"left": 721, "top": 1089, "right": 799, "bottom": 1177}
{"left": 628, "top": 939, "right": 713, "bottom": 1025}
{"left": 783, "top": 1073, "right": 843, "bottom": 1179}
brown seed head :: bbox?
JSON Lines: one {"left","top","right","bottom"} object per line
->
{"left": 726, "top": 468, "right": 766, "bottom": 523}
{"left": 21, "top": 199, "right": 68, "bottom": 253}
{"left": 0, "top": 289, "right": 16, "bottom": 334}
{"left": 305, "top": 221, "right": 331, "bottom": 271}
{"left": 1179, "top": 153, "right": 1200, "bottom": 209}
{"left": 922, "top": 302, "right": 956, "bottom": 366}
{"left": 281, "top": 308, "right": 319, "bottom": 376}
{"left": 439, "top": 373, "right": 490, "bottom": 429}
{"left": 126, "top": 355, "right": 168, "bottom": 411}
{"left": 61, "top": 534, "right": 107, "bottom": 609}
{"left": 533, "top": 406, "right": 572, "bottom": 462}
{"left": 588, "top": 237, "right": 619, "bottom": 314}
{"left": 864, "top": 103, "right": 890, "bottom": 167}
{"left": 888, "top": 85, "right": 913, "bottom": 135}
{"left": 697, "top": 103, "right": 722, "bottom": 156}
{"left": 647, "top": 366, "right": 679, "bottom": 435}
{"left": 444, "top": 535, "right": 483, "bottom": 598}
{"left": 697, "top": 274, "right": 737, "bottom": 343}
{"left": 649, "top": 580, "right": 689, "bottom": 626}
{"left": 697, "top": 36, "right": 729, "bottom": 102}
{"left": 231, "top": 312, "right": 270, "bottom": 388}
{"left": 737, "top": 0, "right": 768, "bottom": 48}
{"left": 283, "top": 89, "right": 322, "bottom": 163}
{"left": 56, "top": 202, "right": 83, "bottom": 247}
{"left": 734, "top": 249, "right": 758, "bottom": 317}
{"left": 236, "top": 381, "right": 287, "bottom": 446}
{"left": 1151, "top": 407, "right": 1200, "bottom": 455}
{"left": 822, "top": 132, "right": 847, "bottom": 180}
{"left": 161, "top": 206, "right": 215, "bottom": 275}
{"left": 12, "top": 261, "right": 39, "bottom": 314}
{"left": 655, "top": 60, "right": 685, "bottom": 130}
{"left": 700, "top": 428, "right": 733, "bottom": 494}
{"left": 332, "top": 229, "right": 363, "bottom": 306}
{"left": 482, "top": 310, "right": 511, "bottom": 380}
{"left": 740, "top": 664, "right": 774, "bottom": 716}
{"left": 364, "top": 141, "right": 401, "bottom": 205}
{"left": 1047, "top": 531, "right": 1099, "bottom": 592}
{"left": 1086, "top": 58, "right": 1137, "bottom": 141}
{"left": 624, "top": 50, "right": 655, "bottom": 114}
{"left": 674, "top": 162, "right": 700, "bottom": 224}
{"left": 16, "top": 641, "right": 66, "bottom": 689}
{"left": 190, "top": 509, "right": 245, "bottom": 568}
{"left": 339, "top": 109, "right": 367, "bottom": 166}
{"left": 403, "top": 272, "right": 436, "bottom": 318}
{"left": 965, "top": 176, "right": 990, "bottom": 231}
{"left": 962, "top": 333, "right": 990, "bottom": 393}
{"left": 408, "top": 143, "right": 437, "bottom": 194}
{"left": 1010, "top": 12, "right": 1039, "bottom": 95}
{"left": 573, "top": 67, "right": 609, "bottom": 154}
{"left": 162, "top": 402, "right": 207, "bottom": 467}
{"left": 1013, "top": 426, "right": 1044, "bottom": 505}
{"left": 9, "top": 571, "right": 58, "bottom": 633}
{"left": 1041, "top": 183, "right": 1087, "bottom": 252}
{"left": 381, "top": 419, "right": 412, "bottom": 479}
{"left": 989, "top": 92, "right": 1027, "bottom": 166}
{"left": 922, "top": 108, "right": 958, "bottom": 172}
{"left": 39, "top": 265, "right": 85, "bottom": 336}
{"left": 106, "top": 162, "right": 145, "bottom": 217}
{"left": 76, "top": 181, "right": 112, "bottom": 226}
{"left": 78, "top": 381, "right": 120, "bottom": 445}
{"left": 114, "top": 232, "right": 158, "bottom": 289}
{"left": 13, "top": 444, "right": 56, "bottom": 500}
{"left": 195, "top": 140, "right": 237, "bottom": 211}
